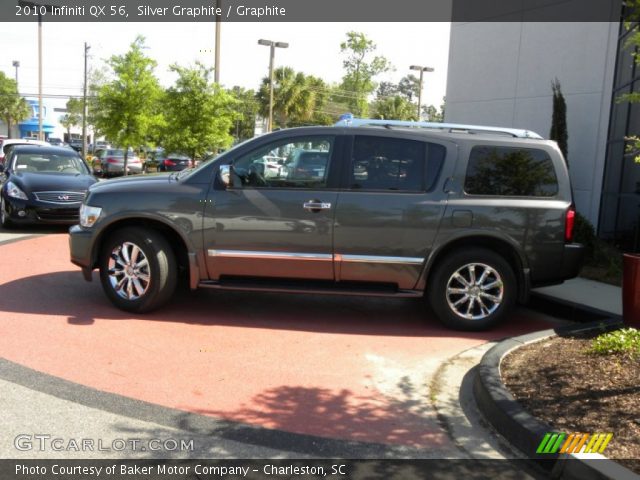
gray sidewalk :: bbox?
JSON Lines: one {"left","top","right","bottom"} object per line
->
{"left": 533, "top": 277, "right": 622, "bottom": 317}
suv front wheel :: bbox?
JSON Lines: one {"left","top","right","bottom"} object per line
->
{"left": 428, "top": 248, "right": 516, "bottom": 331}
{"left": 99, "top": 228, "right": 177, "bottom": 313}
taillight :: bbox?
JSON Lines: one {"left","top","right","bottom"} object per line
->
{"left": 565, "top": 207, "right": 576, "bottom": 242}
{"left": 164, "top": 159, "right": 176, "bottom": 166}
{"left": 106, "top": 157, "right": 118, "bottom": 164}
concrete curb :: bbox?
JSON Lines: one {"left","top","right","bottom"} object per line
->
{"left": 473, "top": 317, "right": 640, "bottom": 480}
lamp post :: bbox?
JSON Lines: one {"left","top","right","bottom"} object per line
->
{"left": 409, "top": 65, "right": 434, "bottom": 121}
{"left": 82, "top": 42, "right": 90, "bottom": 160}
{"left": 19, "top": 1, "right": 55, "bottom": 140}
{"left": 258, "top": 39, "right": 288, "bottom": 132}
{"left": 12, "top": 61, "right": 20, "bottom": 87}
{"left": 214, "top": 0, "right": 221, "bottom": 84}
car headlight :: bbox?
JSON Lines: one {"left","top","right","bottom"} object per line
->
{"left": 6, "top": 181, "right": 28, "bottom": 200}
{"left": 79, "top": 204, "right": 102, "bottom": 228}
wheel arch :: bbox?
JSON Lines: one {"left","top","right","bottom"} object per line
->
{"left": 90, "top": 215, "right": 197, "bottom": 289}
{"left": 419, "top": 233, "right": 531, "bottom": 303}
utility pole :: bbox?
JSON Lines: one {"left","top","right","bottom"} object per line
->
{"left": 82, "top": 42, "right": 90, "bottom": 160}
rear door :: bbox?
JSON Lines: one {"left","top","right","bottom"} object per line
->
{"left": 333, "top": 133, "right": 453, "bottom": 290}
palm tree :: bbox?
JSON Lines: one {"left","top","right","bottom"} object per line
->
{"left": 256, "top": 67, "right": 326, "bottom": 128}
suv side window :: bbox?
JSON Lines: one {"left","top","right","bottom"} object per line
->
{"left": 464, "top": 146, "right": 559, "bottom": 197}
{"left": 232, "top": 135, "right": 334, "bottom": 189}
{"left": 349, "top": 136, "right": 444, "bottom": 192}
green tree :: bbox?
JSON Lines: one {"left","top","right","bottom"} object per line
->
{"left": 59, "top": 97, "right": 83, "bottom": 140}
{"left": 550, "top": 78, "right": 568, "bottom": 162}
{"left": 94, "top": 36, "right": 164, "bottom": 174}
{"left": 339, "top": 31, "right": 391, "bottom": 117}
{"left": 373, "top": 95, "right": 417, "bottom": 121}
{"left": 0, "top": 72, "right": 30, "bottom": 137}
{"left": 86, "top": 67, "right": 109, "bottom": 140}
{"left": 257, "top": 67, "right": 329, "bottom": 128}
{"left": 162, "top": 63, "right": 235, "bottom": 160}
{"left": 422, "top": 104, "right": 444, "bottom": 123}
{"left": 376, "top": 81, "right": 399, "bottom": 99}
{"left": 230, "top": 86, "right": 258, "bottom": 142}
{"left": 398, "top": 74, "right": 420, "bottom": 102}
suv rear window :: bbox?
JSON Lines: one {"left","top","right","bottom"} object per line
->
{"left": 464, "top": 146, "right": 558, "bottom": 197}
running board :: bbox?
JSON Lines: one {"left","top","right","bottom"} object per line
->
{"left": 198, "top": 278, "right": 423, "bottom": 298}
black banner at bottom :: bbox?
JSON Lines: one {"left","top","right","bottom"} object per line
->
{"left": 2, "top": 459, "right": 639, "bottom": 480}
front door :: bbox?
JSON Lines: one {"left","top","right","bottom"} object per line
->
{"left": 204, "top": 134, "right": 341, "bottom": 281}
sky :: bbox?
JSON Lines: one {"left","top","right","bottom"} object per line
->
{"left": 0, "top": 22, "right": 450, "bottom": 113}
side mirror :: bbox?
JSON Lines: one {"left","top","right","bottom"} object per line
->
{"left": 219, "top": 165, "right": 231, "bottom": 187}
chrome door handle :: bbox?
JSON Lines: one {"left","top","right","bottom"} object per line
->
{"left": 303, "top": 201, "right": 332, "bottom": 211}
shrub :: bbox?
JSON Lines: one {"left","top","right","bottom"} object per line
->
{"left": 573, "top": 211, "right": 597, "bottom": 258}
{"left": 588, "top": 328, "right": 640, "bottom": 356}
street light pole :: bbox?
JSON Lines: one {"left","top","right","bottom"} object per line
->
{"left": 19, "top": 1, "right": 55, "bottom": 140}
{"left": 12, "top": 61, "right": 20, "bottom": 87}
{"left": 214, "top": 0, "right": 221, "bottom": 84}
{"left": 258, "top": 39, "right": 288, "bottom": 132}
{"left": 38, "top": 11, "right": 43, "bottom": 140}
{"left": 82, "top": 42, "right": 90, "bottom": 160}
{"left": 410, "top": 65, "right": 434, "bottom": 121}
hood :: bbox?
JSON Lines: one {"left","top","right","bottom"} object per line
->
{"left": 12, "top": 171, "right": 97, "bottom": 193}
{"left": 89, "top": 172, "right": 172, "bottom": 193}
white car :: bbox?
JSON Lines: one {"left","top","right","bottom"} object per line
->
{"left": 253, "top": 155, "right": 285, "bottom": 178}
{"left": 0, "top": 138, "right": 50, "bottom": 164}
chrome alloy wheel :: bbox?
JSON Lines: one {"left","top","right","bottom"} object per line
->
{"left": 445, "top": 262, "right": 504, "bottom": 320}
{"left": 108, "top": 241, "right": 151, "bottom": 300}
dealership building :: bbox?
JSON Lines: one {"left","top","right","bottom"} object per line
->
{"left": 445, "top": 9, "right": 638, "bottom": 247}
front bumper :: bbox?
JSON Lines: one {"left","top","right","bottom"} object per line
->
{"left": 3, "top": 196, "right": 82, "bottom": 224}
{"left": 69, "top": 224, "right": 96, "bottom": 280}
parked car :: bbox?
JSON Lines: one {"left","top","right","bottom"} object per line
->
{"left": 93, "top": 148, "right": 142, "bottom": 177}
{"left": 0, "top": 138, "right": 50, "bottom": 165}
{"left": 283, "top": 149, "right": 329, "bottom": 180}
{"left": 68, "top": 139, "right": 83, "bottom": 152}
{"left": 0, "top": 145, "right": 97, "bottom": 227}
{"left": 69, "top": 118, "right": 585, "bottom": 330}
{"left": 157, "top": 153, "right": 193, "bottom": 172}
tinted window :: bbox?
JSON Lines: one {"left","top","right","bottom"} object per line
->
{"left": 232, "top": 136, "right": 334, "bottom": 189}
{"left": 465, "top": 146, "right": 558, "bottom": 197}
{"left": 349, "top": 136, "right": 428, "bottom": 192}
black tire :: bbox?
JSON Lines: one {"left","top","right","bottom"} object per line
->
{"left": 427, "top": 247, "right": 517, "bottom": 331}
{"left": 99, "top": 227, "right": 177, "bottom": 313}
{"left": 0, "top": 197, "right": 14, "bottom": 229}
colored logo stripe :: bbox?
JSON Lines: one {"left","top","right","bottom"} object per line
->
{"left": 538, "top": 432, "right": 613, "bottom": 454}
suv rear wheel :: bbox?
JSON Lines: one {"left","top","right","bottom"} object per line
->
{"left": 99, "top": 228, "right": 177, "bottom": 313}
{"left": 428, "top": 248, "right": 516, "bottom": 331}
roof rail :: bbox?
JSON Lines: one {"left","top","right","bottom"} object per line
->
{"left": 334, "top": 114, "right": 543, "bottom": 140}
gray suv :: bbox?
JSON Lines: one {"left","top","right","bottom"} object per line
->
{"left": 69, "top": 119, "right": 584, "bottom": 330}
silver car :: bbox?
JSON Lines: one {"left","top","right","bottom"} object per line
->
{"left": 94, "top": 149, "right": 142, "bottom": 177}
